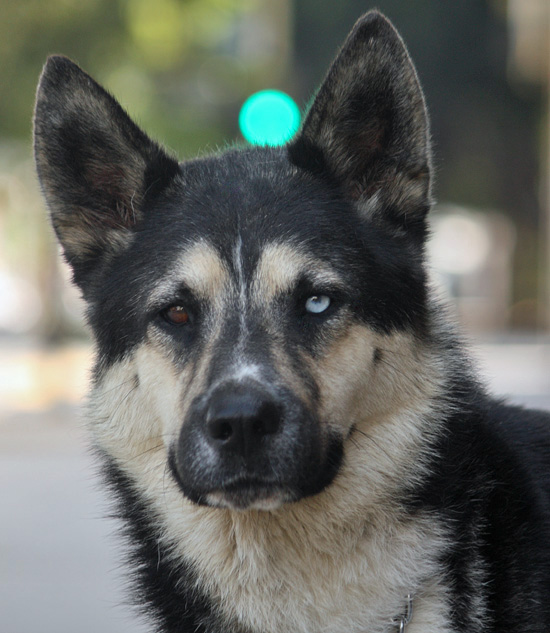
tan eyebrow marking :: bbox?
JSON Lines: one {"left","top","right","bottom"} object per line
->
{"left": 252, "top": 242, "right": 344, "bottom": 305}
{"left": 148, "top": 240, "right": 230, "bottom": 307}
{"left": 180, "top": 241, "right": 230, "bottom": 298}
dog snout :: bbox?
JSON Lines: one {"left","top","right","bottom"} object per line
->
{"left": 205, "top": 385, "right": 281, "bottom": 457}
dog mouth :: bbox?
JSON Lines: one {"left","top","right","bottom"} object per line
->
{"left": 168, "top": 452, "right": 293, "bottom": 510}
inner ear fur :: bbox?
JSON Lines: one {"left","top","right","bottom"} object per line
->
{"left": 33, "top": 56, "right": 179, "bottom": 284}
{"left": 289, "top": 11, "right": 432, "bottom": 234}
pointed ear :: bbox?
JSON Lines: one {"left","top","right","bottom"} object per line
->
{"left": 289, "top": 12, "right": 432, "bottom": 236}
{"left": 34, "top": 56, "right": 180, "bottom": 288}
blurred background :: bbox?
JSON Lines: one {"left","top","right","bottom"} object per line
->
{"left": 1, "top": 1, "right": 549, "bottom": 631}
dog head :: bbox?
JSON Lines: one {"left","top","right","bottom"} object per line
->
{"left": 34, "top": 12, "right": 433, "bottom": 511}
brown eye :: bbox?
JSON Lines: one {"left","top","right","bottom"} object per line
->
{"left": 163, "top": 305, "right": 190, "bottom": 325}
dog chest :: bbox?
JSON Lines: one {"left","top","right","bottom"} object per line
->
{"left": 154, "top": 490, "right": 452, "bottom": 633}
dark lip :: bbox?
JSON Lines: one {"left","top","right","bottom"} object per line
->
{"left": 209, "top": 480, "right": 289, "bottom": 510}
{"left": 219, "top": 475, "right": 281, "bottom": 491}
{"left": 168, "top": 451, "right": 288, "bottom": 507}
{"left": 213, "top": 477, "right": 286, "bottom": 501}
{"left": 168, "top": 431, "right": 344, "bottom": 508}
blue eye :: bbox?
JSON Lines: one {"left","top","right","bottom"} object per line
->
{"left": 305, "top": 295, "right": 331, "bottom": 314}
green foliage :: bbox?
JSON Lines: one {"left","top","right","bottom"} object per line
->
{"left": 0, "top": 0, "right": 258, "bottom": 153}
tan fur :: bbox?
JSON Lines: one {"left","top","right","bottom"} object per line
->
{"left": 90, "top": 344, "right": 450, "bottom": 630}
{"left": 91, "top": 338, "right": 451, "bottom": 632}
{"left": 54, "top": 216, "right": 135, "bottom": 260}
{"left": 88, "top": 236, "right": 454, "bottom": 632}
{"left": 252, "top": 242, "right": 343, "bottom": 303}
{"left": 250, "top": 242, "right": 348, "bottom": 407}
{"left": 148, "top": 240, "right": 230, "bottom": 308}
{"left": 313, "top": 325, "right": 444, "bottom": 429}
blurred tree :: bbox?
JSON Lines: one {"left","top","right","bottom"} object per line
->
{"left": 0, "top": 0, "right": 545, "bottom": 330}
{"left": 0, "top": 0, "right": 259, "bottom": 155}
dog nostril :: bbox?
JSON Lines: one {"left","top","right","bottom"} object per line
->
{"left": 208, "top": 418, "right": 234, "bottom": 442}
{"left": 256, "top": 401, "right": 280, "bottom": 435}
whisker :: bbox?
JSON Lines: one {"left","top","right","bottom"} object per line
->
{"left": 95, "top": 377, "right": 138, "bottom": 397}
{"left": 351, "top": 426, "right": 397, "bottom": 463}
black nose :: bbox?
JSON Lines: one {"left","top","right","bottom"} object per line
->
{"left": 205, "top": 385, "right": 281, "bottom": 456}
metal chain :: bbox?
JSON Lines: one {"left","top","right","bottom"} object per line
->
{"left": 392, "top": 594, "right": 413, "bottom": 632}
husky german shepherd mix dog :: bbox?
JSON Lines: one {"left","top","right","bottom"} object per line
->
{"left": 34, "top": 10, "right": 550, "bottom": 633}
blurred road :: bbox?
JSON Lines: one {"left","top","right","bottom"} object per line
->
{"left": 1, "top": 402, "right": 150, "bottom": 633}
{"left": 1, "top": 336, "right": 549, "bottom": 633}
{"left": 0, "top": 341, "right": 149, "bottom": 633}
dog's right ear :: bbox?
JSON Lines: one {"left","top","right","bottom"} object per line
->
{"left": 34, "top": 56, "right": 180, "bottom": 289}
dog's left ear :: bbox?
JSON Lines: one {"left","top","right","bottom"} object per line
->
{"left": 289, "top": 11, "right": 431, "bottom": 236}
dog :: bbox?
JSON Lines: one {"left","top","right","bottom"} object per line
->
{"left": 33, "top": 10, "right": 550, "bottom": 633}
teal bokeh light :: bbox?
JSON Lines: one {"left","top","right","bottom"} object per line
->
{"left": 239, "top": 90, "right": 300, "bottom": 146}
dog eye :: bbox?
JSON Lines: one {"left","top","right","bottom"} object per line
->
{"left": 162, "top": 305, "right": 191, "bottom": 325}
{"left": 305, "top": 295, "right": 331, "bottom": 314}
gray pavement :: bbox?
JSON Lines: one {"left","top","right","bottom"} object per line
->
{"left": 1, "top": 338, "right": 549, "bottom": 633}
{"left": 0, "top": 405, "right": 150, "bottom": 633}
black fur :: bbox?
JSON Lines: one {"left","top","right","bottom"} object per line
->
{"left": 34, "top": 10, "right": 550, "bottom": 633}
{"left": 410, "top": 394, "right": 550, "bottom": 631}
{"left": 34, "top": 55, "right": 180, "bottom": 291}
{"left": 101, "top": 456, "right": 236, "bottom": 633}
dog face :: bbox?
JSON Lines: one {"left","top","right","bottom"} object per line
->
{"left": 34, "top": 13, "right": 433, "bottom": 512}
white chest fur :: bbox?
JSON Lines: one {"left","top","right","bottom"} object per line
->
{"left": 149, "top": 475, "right": 452, "bottom": 633}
